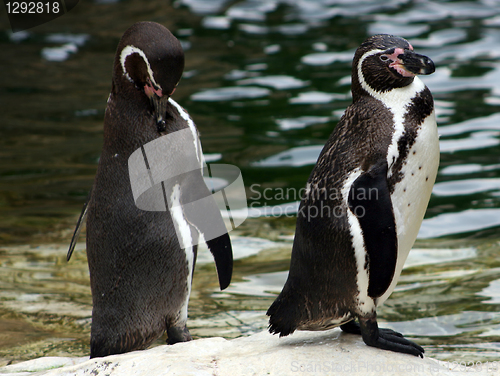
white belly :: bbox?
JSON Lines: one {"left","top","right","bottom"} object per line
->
{"left": 378, "top": 110, "right": 439, "bottom": 305}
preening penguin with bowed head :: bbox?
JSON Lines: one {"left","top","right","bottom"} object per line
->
{"left": 67, "top": 22, "right": 233, "bottom": 358}
{"left": 267, "top": 34, "right": 438, "bottom": 357}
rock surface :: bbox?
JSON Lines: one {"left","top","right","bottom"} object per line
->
{"left": 0, "top": 329, "right": 494, "bottom": 376}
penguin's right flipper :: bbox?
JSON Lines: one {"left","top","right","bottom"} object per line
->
{"left": 67, "top": 189, "right": 91, "bottom": 261}
{"left": 359, "top": 315, "right": 424, "bottom": 358}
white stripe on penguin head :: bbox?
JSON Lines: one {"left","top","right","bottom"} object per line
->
{"left": 356, "top": 49, "right": 385, "bottom": 97}
{"left": 120, "top": 45, "right": 162, "bottom": 91}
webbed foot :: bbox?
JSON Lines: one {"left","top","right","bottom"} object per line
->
{"left": 358, "top": 315, "right": 424, "bottom": 358}
{"left": 341, "top": 318, "right": 404, "bottom": 338}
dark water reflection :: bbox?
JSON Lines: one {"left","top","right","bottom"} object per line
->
{"left": 1, "top": 0, "right": 500, "bottom": 364}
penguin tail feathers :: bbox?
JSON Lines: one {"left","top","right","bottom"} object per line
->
{"left": 266, "top": 293, "right": 301, "bottom": 337}
{"left": 206, "top": 233, "right": 233, "bottom": 290}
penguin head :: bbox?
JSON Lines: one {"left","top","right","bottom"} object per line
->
{"left": 113, "top": 22, "right": 185, "bottom": 132}
{"left": 352, "top": 34, "right": 435, "bottom": 97}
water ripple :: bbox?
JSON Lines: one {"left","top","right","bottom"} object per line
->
{"left": 289, "top": 91, "right": 348, "bottom": 105}
{"left": 191, "top": 86, "right": 271, "bottom": 101}
{"left": 202, "top": 16, "right": 231, "bottom": 29}
{"left": 45, "top": 33, "right": 90, "bottom": 46}
{"left": 479, "top": 279, "right": 500, "bottom": 305}
{"left": 252, "top": 145, "right": 322, "bottom": 167}
{"left": 419, "top": 209, "right": 500, "bottom": 238}
{"left": 439, "top": 132, "right": 500, "bottom": 153}
{"left": 237, "top": 75, "right": 309, "bottom": 90}
{"left": 179, "top": 0, "right": 232, "bottom": 14}
{"left": 440, "top": 163, "right": 500, "bottom": 176}
{"left": 433, "top": 178, "right": 500, "bottom": 196}
{"left": 41, "top": 44, "right": 78, "bottom": 62}
{"left": 386, "top": 312, "right": 498, "bottom": 337}
{"left": 226, "top": 1, "right": 278, "bottom": 22}
{"left": 439, "top": 113, "right": 500, "bottom": 136}
{"left": 301, "top": 51, "right": 353, "bottom": 66}
{"left": 368, "top": 22, "right": 430, "bottom": 38}
{"left": 275, "top": 116, "right": 331, "bottom": 131}
{"left": 411, "top": 28, "right": 467, "bottom": 47}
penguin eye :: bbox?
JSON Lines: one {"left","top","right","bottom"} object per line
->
{"left": 380, "top": 55, "right": 389, "bottom": 62}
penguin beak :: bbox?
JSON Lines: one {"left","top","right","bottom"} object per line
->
{"left": 144, "top": 81, "right": 169, "bottom": 133}
{"left": 150, "top": 95, "right": 169, "bottom": 133}
{"left": 385, "top": 48, "right": 435, "bottom": 77}
{"left": 398, "top": 49, "right": 435, "bottom": 75}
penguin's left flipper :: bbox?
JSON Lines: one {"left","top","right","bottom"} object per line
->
{"left": 179, "top": 172, "right": 233, "bottom": 290}
{"left": 359, "top": 315, "right": 424, "bottom": 358}
{"left": 67, "top": 188, "right": 92, "bottom": 261}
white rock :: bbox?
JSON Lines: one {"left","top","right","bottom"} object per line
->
{"left": 0, "top": 329, "right": 489, "bottom": 376}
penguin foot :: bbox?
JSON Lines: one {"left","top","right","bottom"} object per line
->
{"left": 358, "top": 316, "right": 424, "bottom": 358}
{"left": 166, "top": 325, "right": 192, "bottom": 345}
{"left": 341, "top": 319, "right": 404, "bottom": 338}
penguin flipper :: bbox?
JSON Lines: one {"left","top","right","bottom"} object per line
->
{"left": 178, "top": 172, "right": 233, "bottom": 290}
{"left": 67, "top": 189, "right": 91, "bottom": 261}
{"left": 206, "top": 233, "right": 233, "bottom": 290}
{"left": 348, "top": 161, "right": 397, "bottom": 298}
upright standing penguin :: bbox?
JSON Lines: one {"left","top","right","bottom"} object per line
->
{"left": 67, "top": 22, "right": 233, "bottom": 358}
{"left": 267, "top": 35, "right": 438, "bottom": 357}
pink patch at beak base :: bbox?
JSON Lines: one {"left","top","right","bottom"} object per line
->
{"left": 144, "top": 82, "right": 163, "bottom": 98}
{"left": 389, "top": 62, "right": 415, "bottom": 77}
{"left": 385, "top": 47, "right": 415, "bottom": 78}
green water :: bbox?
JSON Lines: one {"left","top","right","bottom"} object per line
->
{"left": 1, "top": 0, "right": 500, "bottom": 365}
